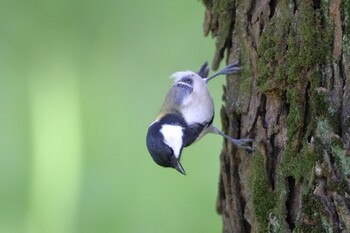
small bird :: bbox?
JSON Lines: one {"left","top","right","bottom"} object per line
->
{"left": 146, "top": 62, "right": 252, "bottom": 175}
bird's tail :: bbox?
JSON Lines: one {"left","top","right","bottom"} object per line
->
{"left": 197, "top": 61, "right": 210, "bottom": 78}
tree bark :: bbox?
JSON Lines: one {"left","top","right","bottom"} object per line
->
{"left": 201, "top": 0, "right": 350, "bottom": 232}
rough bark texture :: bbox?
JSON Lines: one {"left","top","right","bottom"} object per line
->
{"left": 201, "top": 0, "right": 350, "bottom": 232}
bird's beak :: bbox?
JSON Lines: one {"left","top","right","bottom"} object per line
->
{"left": 175, "top": 162, "right": 186, "bottom": 175}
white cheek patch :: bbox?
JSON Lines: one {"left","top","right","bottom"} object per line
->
{"left": 160, "top": 124, "right": 183, "bottom": 159}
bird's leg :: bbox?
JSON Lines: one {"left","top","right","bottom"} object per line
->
{"left": 204, "top": 62, "right": 241, "bottom": 83}
{"left": 208, "top": 125, "right": 253, "bottom": 152}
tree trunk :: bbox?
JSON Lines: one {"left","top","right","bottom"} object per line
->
{"left": 201, "top": 0, "right": 350, "bottom": 232}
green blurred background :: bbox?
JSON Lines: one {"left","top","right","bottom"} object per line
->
{"left": 1, "top": 1, "right": 228, "bottom": 232}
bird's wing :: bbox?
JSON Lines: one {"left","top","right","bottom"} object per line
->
{"left": 166, "top": 83, "right": 193, "bottom": 106}
{"left": 156, "top": 83, "right": 193, "bottom": 119}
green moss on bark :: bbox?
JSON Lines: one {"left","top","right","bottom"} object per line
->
{"left": 253, "top": 1, "right": 335, "bottom": 231}
{"left": 251, "top": 152, "right": 277, "bottom": 232}
{"left": 298, "top": 193, "right": 325, "bottom": 232}
{"left": 256, "top": 25, "right": 280, "bottom": 92}
{"left": 203, "top": 0, "right": 347, "bottom": 231}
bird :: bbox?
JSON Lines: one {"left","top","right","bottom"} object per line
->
{"left": 146, "top": 62, "right": 252, "bottom": 175}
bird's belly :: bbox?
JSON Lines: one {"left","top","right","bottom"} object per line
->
{"left": 182, "top": 101, "right": 214, "bottom": 125}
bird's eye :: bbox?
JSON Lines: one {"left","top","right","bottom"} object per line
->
{"left": 168, "top": 147, "right": 174, "bottom": 156}
{"left": 180, "top": 77, "right": 193, "bottom": 85}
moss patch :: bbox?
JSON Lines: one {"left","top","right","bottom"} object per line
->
{"left": 251, "top": 152, "right": 277, "bottom": 232}
{"left": 256, "top": 23, "right": 289, "bottom": 92}
{"left": 298, "top": 192, "right": 325, "bottom": 232}
{"left": 252, "top": 1, "right": 336, "bottom": 231}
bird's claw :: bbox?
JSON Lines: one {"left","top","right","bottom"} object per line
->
{"left": 230, "top": 138, "right": 253, "bottom": 153}
{"left": 222, "top": 62, "right": 241, "bottom": 75}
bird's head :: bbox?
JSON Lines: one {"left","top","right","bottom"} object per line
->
{"left": 146, "top": 115, "right": 186, "bottom": 175}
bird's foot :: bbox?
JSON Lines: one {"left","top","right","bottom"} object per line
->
{"left": 229, "top": 138, "right": 253, "bottom": 153}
